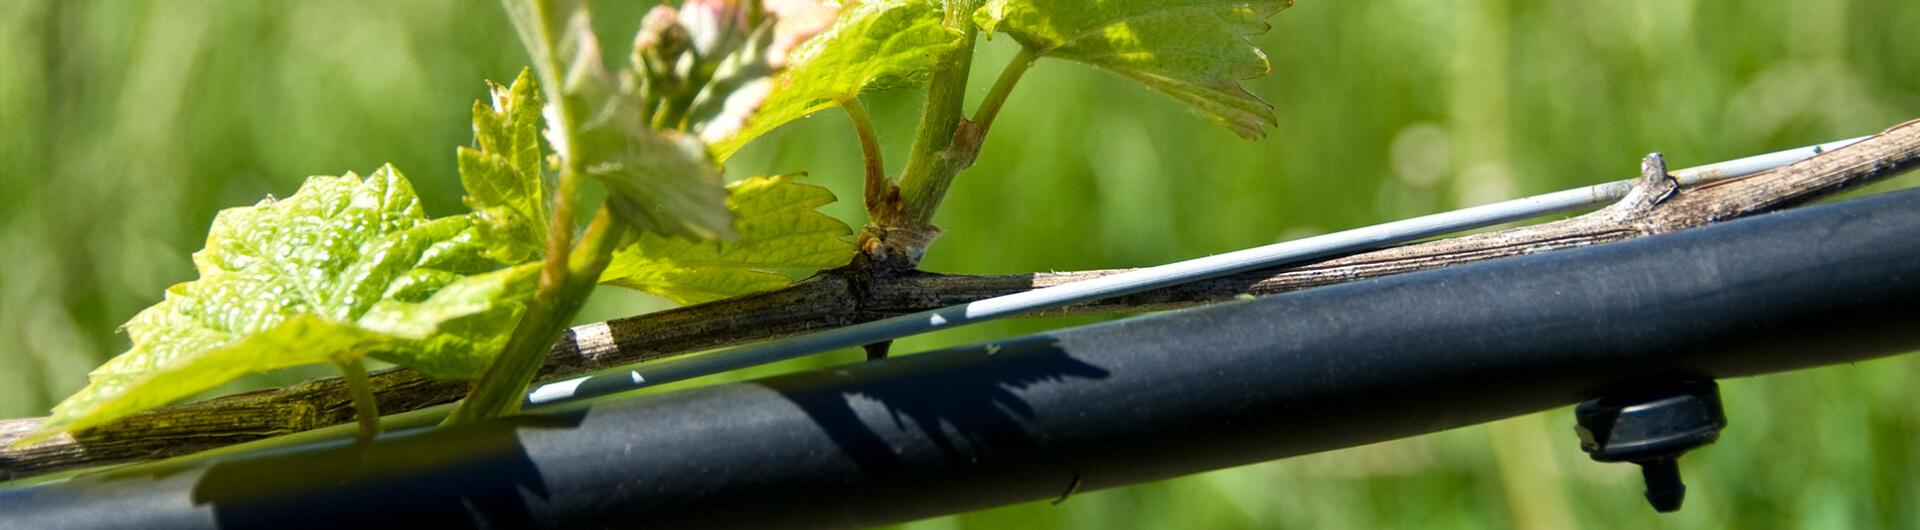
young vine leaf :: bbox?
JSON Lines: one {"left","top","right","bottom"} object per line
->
{"left": 672, "top": 0, "right": 840, "bottom": 146}
{"left": 708, "top": 0, "right": 964, "bottom": 161}
{"left": 975, "top": 0, "right": 1291, "bottom": 138}
{"left": 588, "top": 0, "right": 836, "bottom": 238}
{"left": 459, "top": 68, "right": 550, "bottom": 263}
{"left": 577, "top": 124, "right": 738, "bottom": 240}
{"left": 601, "top": 174, "right": 855, "bottom": 305}
{"left": 20, "top": 167, "right": 539, "bottom": 446}
{"left": 499, "top": 0, "right": 738, "bottom": 240}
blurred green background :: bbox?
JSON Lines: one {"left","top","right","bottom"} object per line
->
{"left": 4, "top": 0, "right": 1920, "bottom": 527}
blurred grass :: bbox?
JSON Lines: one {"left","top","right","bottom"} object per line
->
{"left": 3, "top": 0, "right": 1919, "bottom": 527}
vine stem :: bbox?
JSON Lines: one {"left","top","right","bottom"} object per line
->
{"left": 961, "top": 48, "right": 1036, "bottom": 156}
{"left": 337, "top": 358, "right": 380, "bottom": 440}
{"left": 499, "top": 0, "right": 589, "bottom": 294}
{"left": 447, "top": 0, "right": 616, "bottom": 425}
{"left": 840, "top": 96, "right": 889, "bottom": 212}
{"left": 889, "top": 24, "right": 977, "bottom": 234}
{"left": 447, "top": 203, "right": 629, "bottom": 424}
{"left": 881, "top": 38, "right": 1037, "bottom": 267}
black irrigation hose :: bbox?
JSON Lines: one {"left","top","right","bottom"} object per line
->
{"left": 8, "top": 187, "right": 1920, "bottom": 529}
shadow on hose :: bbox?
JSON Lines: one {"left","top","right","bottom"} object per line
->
{"left": 189, "top": 410, "right": 587, "bottom": 529}
{"left": 765, "top": 337, "right": 1110, "bottom": 476}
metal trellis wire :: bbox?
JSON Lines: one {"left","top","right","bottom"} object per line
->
{"left": 523, "top": 136, "right": 1868, "bottom": 408}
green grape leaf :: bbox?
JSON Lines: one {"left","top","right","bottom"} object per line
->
{"left": 600, "top": 174, "right": 854, "bottom": 305}
{"left": 458, "top": 68, "right": 550, "bottom": 263}
{"left": 975, "top": 0, "right": 1290, "bottom": 138}
{"left": 708, "top": 1, "right": 964, "bottom": 161}
{"left": 498, "top": 0, "right": 734, "bottom": 240}
{"left": 578, "top": 124, "right": 736, "bottom": 240}
{"left": 23, "top": 316, "right": 395, "bottom": 447}
{"left": 678, "top": 0, "right": 839, "bottom": 146}
{"left": 19, "top": 166, "right": 537, "bottom": 446}
{"left": 354, "top": 261, "right": 540, "bottom": 379}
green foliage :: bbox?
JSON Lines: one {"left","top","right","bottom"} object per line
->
{"left": 578, "top": 124, "right": 737, "bottom": 239}
{"left": 493, "top": 0, "right": 737, "bottom": 240}
{"left": 21, "top": 167, "right": 540, "bottom": 445}
{"left": 708, "top": 0, "right": 965, "bottom": 160}
{"left": 30, "top": 317, "right": 391, "bottom": 447}
{"left": 13, "top": 0, "right": 1920, "bottom": 525}
{"left": 458, "top": 68, "right": 551, "bottom": 263}
{"left": 647, "top": 0, "right": 840, "bottom": 144}
{"left": 601, "top": 174, "right": 856, "bottom": 305}
{"left": 975, "top": 0, "right": 1290, "bottom": 138}
{"left": 17, "top": 51, "right": 863, "bottom": 441}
